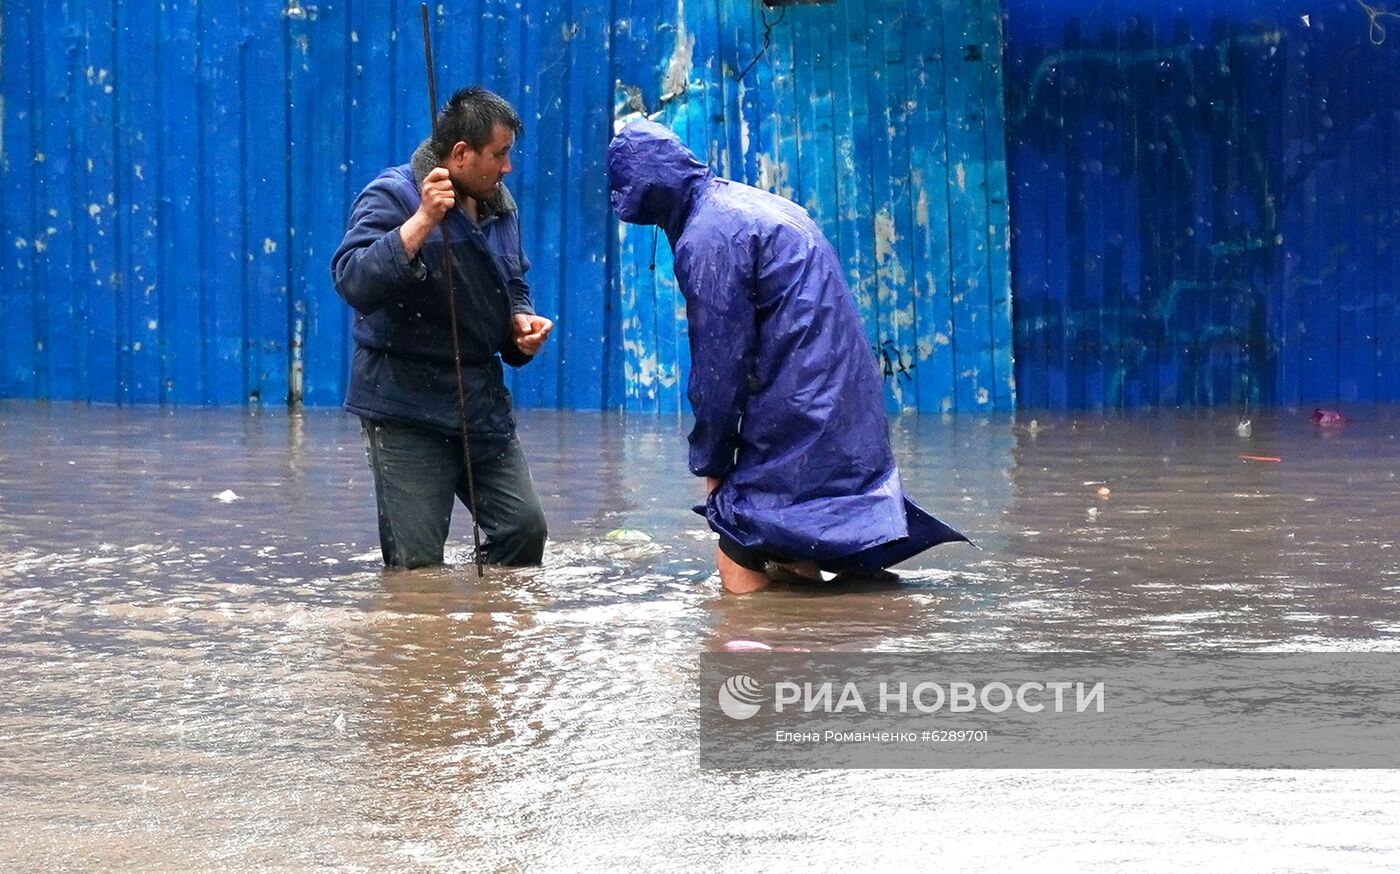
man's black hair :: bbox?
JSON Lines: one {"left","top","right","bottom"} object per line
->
{"left": 433, "top": 85, "right": 523, "bottom": 159}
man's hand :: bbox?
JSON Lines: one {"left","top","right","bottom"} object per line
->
{"left": 417, "top": 167, "right": 456, "bottom": 223}
{"left": 706, "top": 477, "right": 722, "bottom": 494}
{"left": 512, "top": 313, "right": 553, "bottom": 356}
{"left": 399, "top": 167, "right": 456, "bottom": 259}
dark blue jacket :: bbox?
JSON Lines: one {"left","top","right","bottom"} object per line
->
{"left": 332, "top": 143, "right": 535, "bottom": 441}
{"left": 607, "top": 120, "right": 966, "bottom": 570}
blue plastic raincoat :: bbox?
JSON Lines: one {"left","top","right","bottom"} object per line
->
{"left": 607, "top": 120, "right": 967, "bottom": 570}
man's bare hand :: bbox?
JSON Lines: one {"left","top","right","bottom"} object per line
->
{"left": 417, "top": 167, "right": 456, "bottom": 223}
{"left": 512, "top": 313, "right": 553, "bottom": 356}
{"left": 399, "top": 168, "right": 457, "bottom": 259}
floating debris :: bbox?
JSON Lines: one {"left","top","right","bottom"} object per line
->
{"left": 723, "top": 639, "right": 773, "bottom": 652}
{"left": 1310, "top": 408, "right": 1345, "bottom": 427}
{"left": 605, "top": 528, "right": 652, "bottom": 543}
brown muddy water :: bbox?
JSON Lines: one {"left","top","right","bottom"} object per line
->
{"left": 2, "top": 401, "right": 1398, "bottom": 871}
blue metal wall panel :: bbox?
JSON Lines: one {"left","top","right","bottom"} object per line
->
{"left": 1004, "top": 0, "right": 1400, "bottom": 409}
{"left": 907, "top": 2, "right": 957, "bottom": 413}
{"left": 1, "top": 0, "right": 1013, "bottom": 413}
{"left": 297, "top": 0, "right": 351, "bottom": 407}
{"left": 37, "top": 0, "right": 75, "bottom": 400}
{"left": 159, "top": 0, "right": 201, "bottom": 403}
{"left": 82, "top": 0, "right": 120, "bottom": 405}
{"left": 116, "top": 1, "right": 161, "bottom": 403}
{"left": 0, "top": 0, "right": 39, "bottom": 398}
{"left": 243, "top": 0, "right": 290, "bottom": 406}
{"left": 559, "top": 0, "right": 614, "bottom": 409}
{"left": 200, "top": 1, "right": 245, "bottom": 405}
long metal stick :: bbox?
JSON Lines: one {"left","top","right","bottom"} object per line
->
{"left": 421, "top": 3, "right": 484, "bottom": 578}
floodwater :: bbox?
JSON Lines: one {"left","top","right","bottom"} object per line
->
{"left": 2, "top": 400, "right": 1398, "bottom": 870}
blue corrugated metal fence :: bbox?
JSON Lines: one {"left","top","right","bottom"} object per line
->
{"left": 1004, "top": 0, "right": 1400, "bottom": 408}
{"left": 0, "top": 0, "right": 1014, "bottom": 413}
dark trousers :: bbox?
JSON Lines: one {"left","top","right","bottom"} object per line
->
{"left": 361, "top": 418, "right": 547, "bottom": 568}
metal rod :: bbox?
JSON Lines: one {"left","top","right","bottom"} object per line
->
{"left": 421, "top": 2, "right": 484, "bottom": 578}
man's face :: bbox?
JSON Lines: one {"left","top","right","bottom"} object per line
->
{"left": 450, "top": 122, "right": 515, "bottom": 200}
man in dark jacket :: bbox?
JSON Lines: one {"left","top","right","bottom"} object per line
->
{"left": 607, "top": 119, "right": 965, "bottom": 593}
{"left": 332, "top": 86, "right": 551, "bottom": 569}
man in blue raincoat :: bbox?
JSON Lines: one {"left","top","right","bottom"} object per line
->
{"left": 607, "top": 119, "right": 966, "bottom": 594}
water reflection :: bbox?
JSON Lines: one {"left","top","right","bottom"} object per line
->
{"left": 365, "top": 571, "right": 536, "bottom": 752}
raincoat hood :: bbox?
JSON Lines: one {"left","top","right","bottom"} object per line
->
{"left": 607, "top": 120, "right": 713, "bottom": 240}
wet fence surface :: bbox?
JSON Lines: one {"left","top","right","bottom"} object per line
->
{"left": 2, "top": 402, "right": 1399, "bottom": 868}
